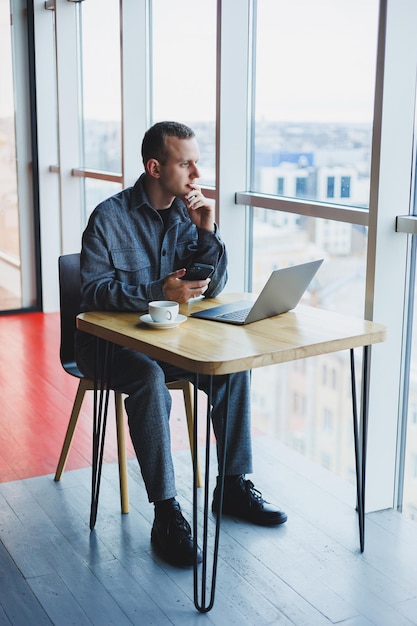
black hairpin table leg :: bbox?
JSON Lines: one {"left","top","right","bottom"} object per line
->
{"left": 193, "top": 374, "right": 231, "bottom": 613}
{"left": 90, "top": 338, "right": 114, "bottom": 531}
{"left": 350, "top": 345, "right": 370, "bottom": 552}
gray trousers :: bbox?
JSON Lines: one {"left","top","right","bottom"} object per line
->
{"left": 76, "top": 337, "right": 253, "bottom": 502}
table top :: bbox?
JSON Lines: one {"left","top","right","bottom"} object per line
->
{"left": 76, "top": 294, "right": 386, "bottom": 375}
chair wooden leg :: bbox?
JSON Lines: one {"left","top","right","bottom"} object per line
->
{"left": 54, "top": 378, "right": 89, "bottom": 481}
{"left": 115, "top": 392, "right": 129, "bottom": 513}
{"left": 182, "top": 381, "right": 202, "bottom": 488}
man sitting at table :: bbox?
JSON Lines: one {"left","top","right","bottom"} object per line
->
{"left": 76, "top": 121, "right": 287, "bottom": 567}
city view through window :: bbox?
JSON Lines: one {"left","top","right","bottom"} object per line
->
{"left": 249, "top": 119, "right": 369, "bottom": 502}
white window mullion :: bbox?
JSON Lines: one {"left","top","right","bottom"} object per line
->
{"left": 33, "top": 0, "right": 60, "bottom": 311}
{"left": 216, "top": 0, "right": 252, "bottom": 292}
{"left": 55, "top": 0, "right": 83, "bottom": 254}
{"left": 365, "top": 0, "right": 417, "bottom": 511}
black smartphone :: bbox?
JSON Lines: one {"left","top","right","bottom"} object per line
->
{"left": 180, "top": 263, "right": 214, "bottom": 281}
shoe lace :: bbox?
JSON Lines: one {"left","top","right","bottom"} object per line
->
{"left": 169, "top": 505, "right": 191, "bottom": 539}
{"left": 243, "top": 478, "right": 265, "bottom": 505}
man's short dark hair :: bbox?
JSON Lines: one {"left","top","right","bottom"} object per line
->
{"left": 141, "top": 121, "right": 195, "bottom": 166}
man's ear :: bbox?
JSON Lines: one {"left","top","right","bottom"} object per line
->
{"left": 146, "top": 158, "right": 161, "bottom": 178}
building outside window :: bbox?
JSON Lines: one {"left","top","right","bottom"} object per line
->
{"left": 277, "top": 176, "right": 285, "bottom": 195}
{"left": 327, "top": 176, "right": 335, "bottom": 198}
{"left": 341, "top": 175, "right": 351, "bottom": 198}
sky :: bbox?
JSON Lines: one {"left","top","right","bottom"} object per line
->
{"left": 254, "top": 0, "right": 379, "bottom": 123}
{"left": 150, "top": 0, "right": 379, "bottom": 124}
{"left": 1, "top": 0, "right": 379, "bottom": 125}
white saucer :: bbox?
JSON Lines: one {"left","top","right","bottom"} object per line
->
{"left": 139, "top": 313, "right": 187, "bottom": 329}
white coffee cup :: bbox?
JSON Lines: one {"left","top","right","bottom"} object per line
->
{"left": 148, "top": 300, "right": 179, "bottom": 323}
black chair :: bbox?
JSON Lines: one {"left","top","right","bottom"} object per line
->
{"left": 54, "top": 253, "right": 201, "bottom": 515}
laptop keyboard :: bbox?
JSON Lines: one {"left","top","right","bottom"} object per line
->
{"left": 218, "top": 307, "right": 252, "bottom": 322}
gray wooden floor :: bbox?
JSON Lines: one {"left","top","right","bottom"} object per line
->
{"left": 1, "top": 437, "right": 417, "bottom": 626}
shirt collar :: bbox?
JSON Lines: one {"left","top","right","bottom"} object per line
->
{"left": 131, "top": 173, "right": 188, "bottom": 221}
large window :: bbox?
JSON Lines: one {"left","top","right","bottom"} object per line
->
{"left": 79, "top": 0, "right": 122, "bottom": 215}
{"left": 252, "top": 0, "right": 378, "bottom": 209}
{"left": 249, "top": 0, "right": 378, "bottom": 489}
{"left": 151, "top": 0, "right": 216, "bottom": 186}
{"left": 0, "top": 3, "right": 21, "bottom": 310}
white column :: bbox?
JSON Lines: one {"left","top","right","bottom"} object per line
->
{"left": 33, "top": 0, "right": 61, "bottom": 311}
{"left": 365, "top": 0, "right": 417, "bottom": 511}
{"left": 216, "top": 0, "right": 252, "bottom": 291}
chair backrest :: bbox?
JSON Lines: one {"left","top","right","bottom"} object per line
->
{"left": 58, "top": 253, "right": 82, "bottom": 374}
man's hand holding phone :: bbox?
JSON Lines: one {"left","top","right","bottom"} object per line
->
{"left": 179, "top": 263, "right": 214, "bottom": 281}
{"left": 163, "top": 264, "right": 214, "bottom": 303}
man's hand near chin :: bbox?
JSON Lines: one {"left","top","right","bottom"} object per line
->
{"left": 183, "top": 184, "right": 215, "bottom": 232}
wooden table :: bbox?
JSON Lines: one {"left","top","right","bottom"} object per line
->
{"left": 77, "top": 294, "right": 386, "bottom": 612}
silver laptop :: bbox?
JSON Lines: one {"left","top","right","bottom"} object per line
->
{"left": 191, "top": 259, "right": 323, "bottom": 325}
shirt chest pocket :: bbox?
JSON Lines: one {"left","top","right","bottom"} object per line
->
{"left": 175, "top": 238, "right": 198, "bottom": 263}
{"left": 111, "top": 248, "right": 152, "bottom": 283}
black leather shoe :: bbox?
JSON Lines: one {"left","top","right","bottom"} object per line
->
{"left": 151, "top": 500, "right": 202, "bottom": 567}
{"left": 212, "top": 475, "right": 288, "bottom": 526}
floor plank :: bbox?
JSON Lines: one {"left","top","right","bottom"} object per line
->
{"left": 0, "top": 539, "right": 51, "bottom": 625}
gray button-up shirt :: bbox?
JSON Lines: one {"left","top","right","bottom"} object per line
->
{"left": 79, "top": 174, "right": 227, "bottom": 313}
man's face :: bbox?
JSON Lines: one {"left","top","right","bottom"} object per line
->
{"left": 157, "top": 136, "right": 201, "bottom": 199}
